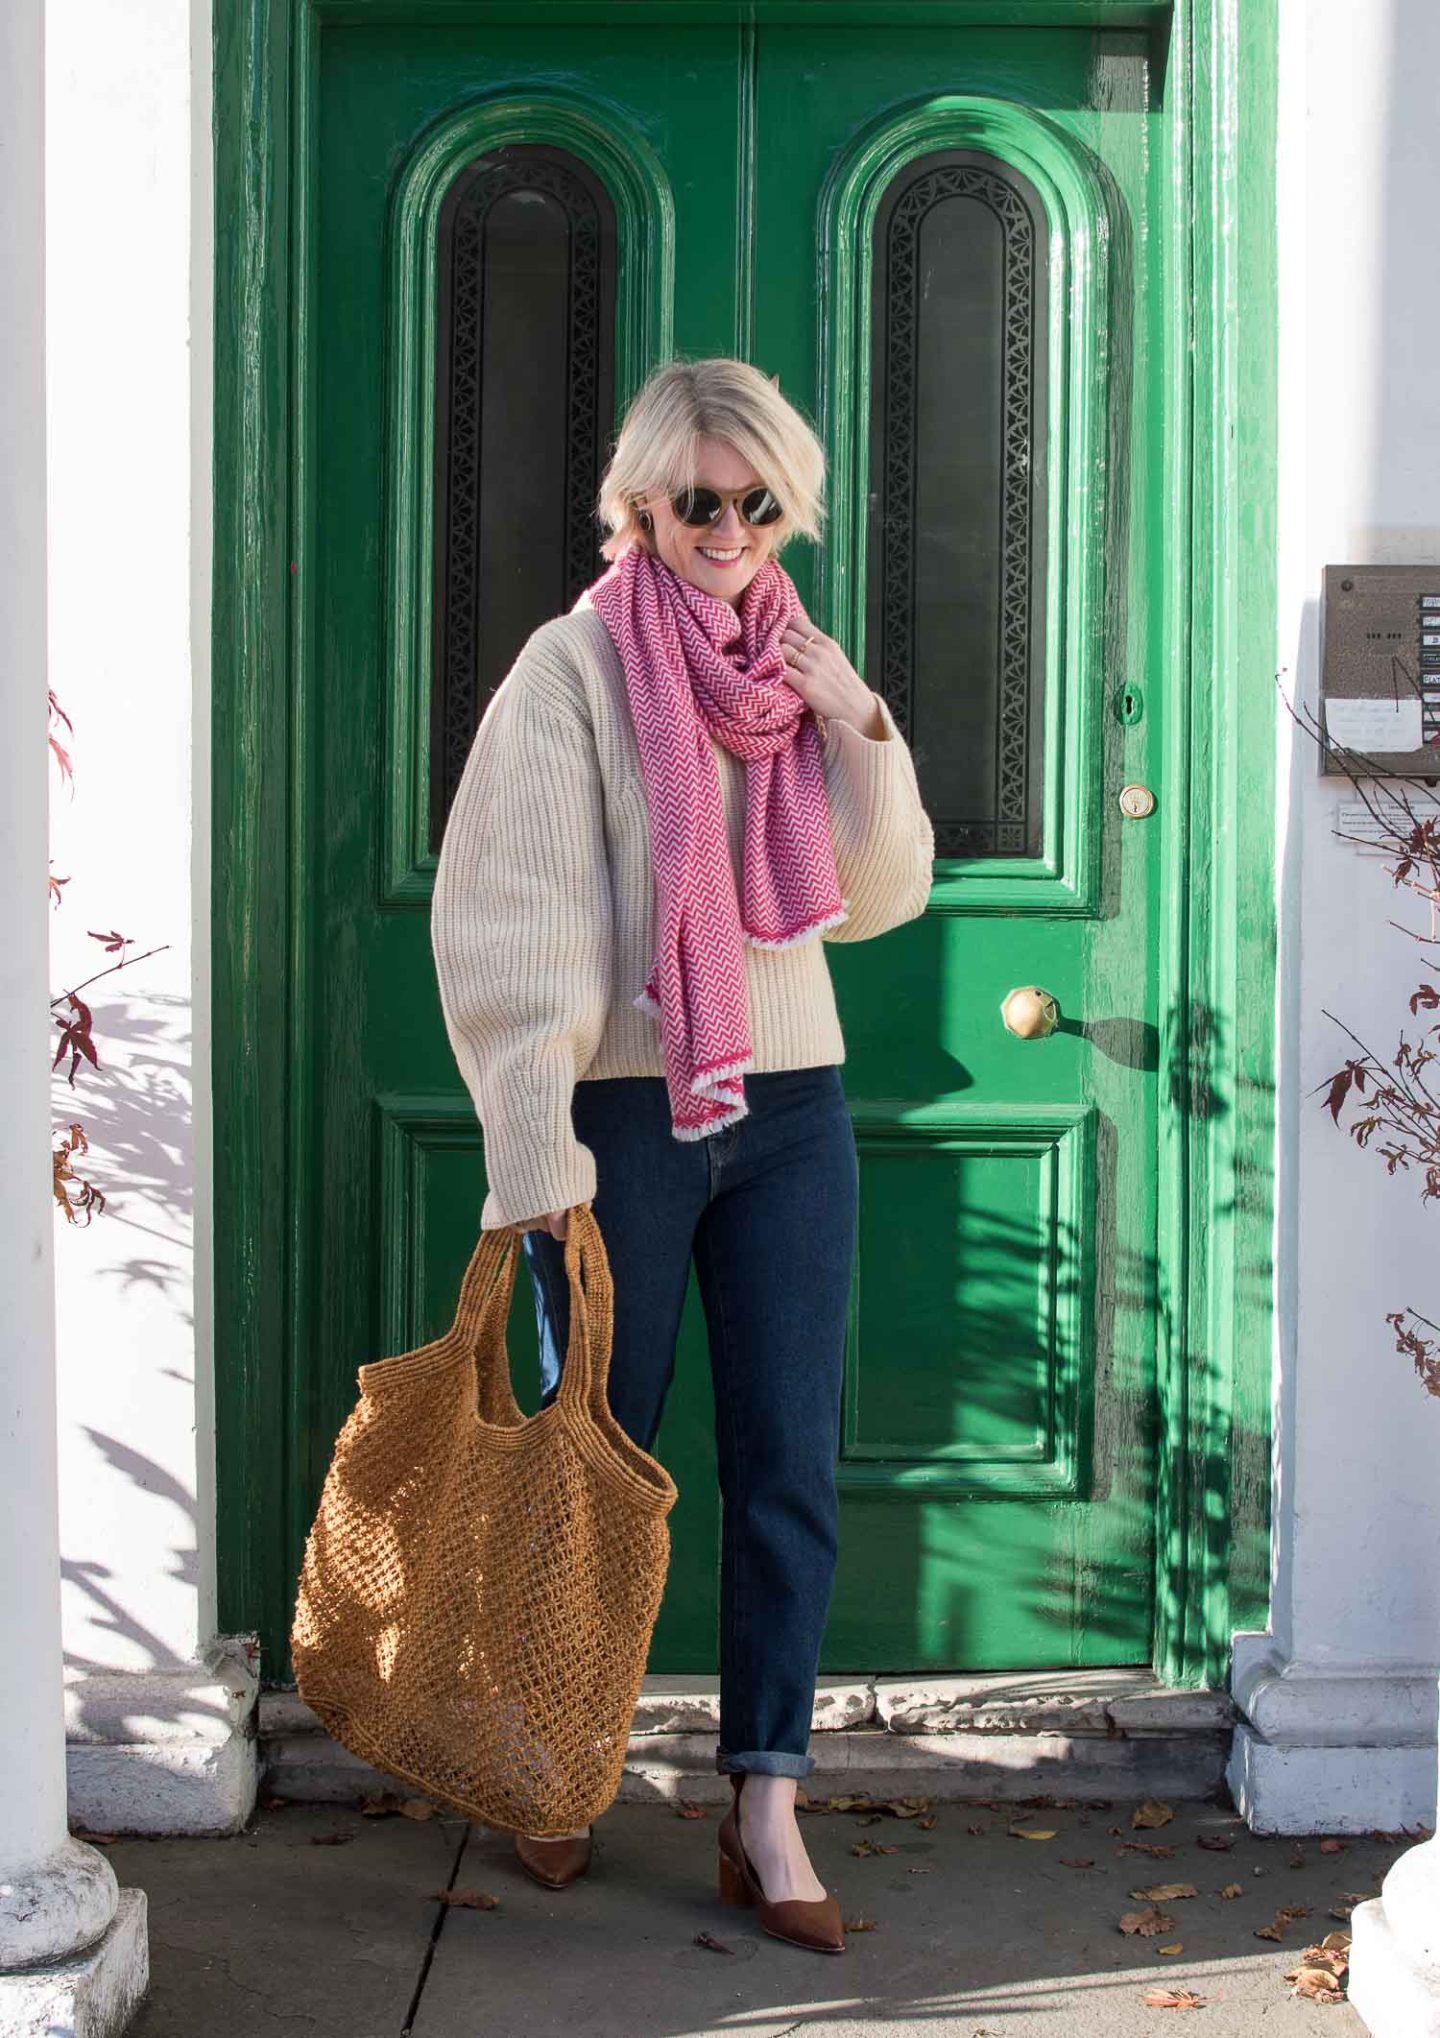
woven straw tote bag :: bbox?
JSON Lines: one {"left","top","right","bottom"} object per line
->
{"left": 290, "top": 1201, "right": 678, "bottom": 1835}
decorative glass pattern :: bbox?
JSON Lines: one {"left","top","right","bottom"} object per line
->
{"left": 866, "top": 149, "right": 1050, "bottom": 859}
{"left": 430, "top": 145, "right": 616, "bottom": 847}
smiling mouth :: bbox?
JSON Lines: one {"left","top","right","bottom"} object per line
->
{"left": 697, "top": 545, "right": 746, "bottom": 565}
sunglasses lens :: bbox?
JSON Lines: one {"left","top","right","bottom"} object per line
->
{"left": 673, "top": 487, "right": 723, "bottom": 526}
{"left": 742, "top": 487, "right": 783, "bottom": 527}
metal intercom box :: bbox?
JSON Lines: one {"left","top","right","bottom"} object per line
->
{"left": 1320, "top": 564, "right": 1440, "bottom": 775}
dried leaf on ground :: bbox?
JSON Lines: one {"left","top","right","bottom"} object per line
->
{"left": 310, "top": 1833, "right": 353, "bottom": 1847}
{"left": 1010, "top": 1828, "right": 1058, "bottom": 1841}
{"left": 359, "top": 1791, "right": 406, "bottom": 1816}
{"left": 851, "top": 1840, "right": 899, "bottom": 1857}
{"left": 1219, "top": 1883, "right": 1244, "bottom": 1900}
{"left": 434, "top": 1888, "right": 499, "bottom": 1909}
{"left": 1319, "top": 1837, "right": 1347, "bottom": 1855}
{"left": 1284, "top": 1932, "right": 1350, "bottom": 2004}
{"left": 1255, "top": 1902, "right": 1311, "bottom": 1941}
{"left": 675, "top": 1799, "right": 707, "bottom": 1819}
{"left": 400, "top": 1798, "right": 436, "bottom": 1821}
{"left": 1196, "top": 1832, "right": 1236, "bottom": 1852}
{"left": 907, "top": 1865, "right": 933, "bottom": 1875}
{"left": 1142, "top": 1987, "right": 1210, "bottom": 2010}
{"left": 1130, "top": 1882, "right": 1199, "bottom": 1902}
{"left": 1157, "top": 1942, "right": 1185, "bottom": 1956}
{"left": 917, "top": 1814, "right": 938, "bottom": 1830}
{"left": 693, "top": 1930, "right": 734, "bottom": 1954}
{"left": 1119, "top": 1840, "right": 1178, "bottom": 1859}
{"left": 1133, "top": 1799, "right": 1176, "bottom": 1830}
{"left": 843, "top": 1915, "right": 878, "bottom": 1931}
{"left": 259, "top": 1796, "right": 289, "bottom": 1812}
{"left": 967, "top": 1824, "right": 988, "bottom": 1836}
{"left": 1060, "top": 1858, "right": 1097, "bottom": 1869}
{"left": 1119, "top": 1905, "right": 1177, "bottom": 1937}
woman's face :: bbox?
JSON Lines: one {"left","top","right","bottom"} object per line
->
{"left": 639, "top": 435, "right": 781, "bottom": 608}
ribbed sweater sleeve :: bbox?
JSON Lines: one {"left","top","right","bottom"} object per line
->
{"left": 430, "top": 666, "right": 614, "bottom": 1232}
{"left": 820, "top": 691, "right": 935, "bottom": 941}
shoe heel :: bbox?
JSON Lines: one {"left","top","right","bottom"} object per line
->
{"left": 718, "top": 1847, "right": 755, "bottom": 1907}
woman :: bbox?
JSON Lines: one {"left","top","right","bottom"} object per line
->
{"left": 430, "top": 357, "right": 935, "bottom": 1954}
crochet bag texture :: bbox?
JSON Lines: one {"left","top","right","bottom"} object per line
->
{"left": 290, "top": 1202, "right": 678, "bottom": 1835}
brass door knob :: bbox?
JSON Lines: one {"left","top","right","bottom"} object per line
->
{"left": 1001, "top": 985, "right": 1061, "bottom": 1039}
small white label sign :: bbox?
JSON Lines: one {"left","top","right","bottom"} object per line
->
{"left": 1325, "top": 695, "right": 1424, "bottom": 751}
{"left": 1334, "top": 799, "right": 1415, "bottom": 846}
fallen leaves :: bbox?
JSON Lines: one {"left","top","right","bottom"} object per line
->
{"left": 1219, "top": 1882, "right": 1244, "bottom": 1900}
{"left": 309, "top": 1832, "right": 353, "bottom": 1847}
{"left": 1255, "top": 1901, "right": 1311, "bottom": 1941}
{"left": 1060, "top": 1857, "right": 1096, "bottom": 1870}
{"left": 1157, "top": 1941, "right": 1185, "bottom": 1957}
{"left": 674, "top": 1799, "right": 708, "bottom": 1820}
{"left": 1284, "top": 1930, "right": 1351, "bottom": 2004}
{"left": 850, "top": 1839, "right": 899, "bottom": 1857}
{"left": 1009, "top": 1828, "right": 1057, "bottom": 1841}
{"left": 1142, "top": 1986, "right": 1210, "bottom": 2010}
{"left": 1132, "top": 1799, "right": 1175, "bottom": 1830}
{"left": 1118, "top": 1839, "right": 1178, "bottom": 1859}
{"left": 1119, "top": 1905, "right": 1177, "bottom": 1937}
{"left": 843, "top": 1914, "right": 878, "bottom": 1931}
{"left": 1129, "top": 1882, "right": 1199, "bottom": 1902}
{"left": 797, "top": 1792, "right": 933, "bottom": 1823}
{"left": 693, "top": 1930, "right": 734, "bottom": 1954}
{"left": 433, "top": 1887, "right": 499, "bottom": 1910}
{"left": 359, "top": 1790, "right": 435, "bottom": 1820}
{"left": 1196, "top": 1832, "right": 1236, "bottom": 1852}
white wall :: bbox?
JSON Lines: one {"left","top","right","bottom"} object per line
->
{"left": 45, "top": 0, "right": 225, "bottom": 1796}
{"left": 1230, "top": 0, "right": 1440, "bottom": 1834}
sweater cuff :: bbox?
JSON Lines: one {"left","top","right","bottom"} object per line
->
{"left": 821, "top": 692, "right": 923, "bottom": 822}
{"left": 478, "top": 1129, "right": 599, "bottom": 1232}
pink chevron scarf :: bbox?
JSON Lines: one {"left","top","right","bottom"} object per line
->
{"left": 585, "top": 543, "right": 847, "bottom": 1142}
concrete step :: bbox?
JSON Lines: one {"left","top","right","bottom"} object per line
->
{"left": 260, "top": 1669, "right": 1236, "bottom": 1809}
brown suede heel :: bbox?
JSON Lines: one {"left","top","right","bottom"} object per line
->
{"left": 512, "top": 1826, "right": 594, "bottom": 1889}
{"left": 716, "top": 1773, "right": 846, "bottom": 1953}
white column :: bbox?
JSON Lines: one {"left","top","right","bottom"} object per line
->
{"left": 1350, "top": 1694, "right": 1440, "bottom": 2036}
{"left": 0, "top": 0, "right": 145, "bottom": 2020}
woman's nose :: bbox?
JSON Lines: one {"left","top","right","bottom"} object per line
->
{"left": 708, "top": 502, "right": 745, "bottom": 540}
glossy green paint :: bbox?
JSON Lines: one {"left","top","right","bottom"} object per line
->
{"left": 213, "top": 0, "right": 1276, "bottom": 1689}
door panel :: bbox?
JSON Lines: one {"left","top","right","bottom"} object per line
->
{"left": 295, "top": 15, "right": 1166, "bottom": 1680}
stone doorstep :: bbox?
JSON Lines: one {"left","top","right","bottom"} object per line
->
{"left": 257, "top": 1668, "right": 1236, "bottom": 1809}
{"left": 259, "top": 1665, "right": 1236, "bottom": 1744}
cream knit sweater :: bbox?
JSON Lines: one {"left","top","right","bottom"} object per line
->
{"left": 430, "top": 598, "right": 935, "bottom": 1230}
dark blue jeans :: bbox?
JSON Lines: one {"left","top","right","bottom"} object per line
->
{"left": 520, "top": 1063, "right": 859, "bottom": 1779}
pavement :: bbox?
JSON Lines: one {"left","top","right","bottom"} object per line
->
{"left": 99, "top": 1788, "right": 1419, "bottom": 2037}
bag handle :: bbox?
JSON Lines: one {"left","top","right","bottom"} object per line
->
{"left": 450, "top": 1204, "right": 614, "bottom": 1428}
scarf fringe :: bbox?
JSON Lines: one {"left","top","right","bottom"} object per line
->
{"left": 745, "top": 900, "right": 850, "bottom": 951}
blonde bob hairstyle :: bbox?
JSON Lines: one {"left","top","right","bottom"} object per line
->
{"left": 597, "top": 356, "right": 826, "bottom": 563}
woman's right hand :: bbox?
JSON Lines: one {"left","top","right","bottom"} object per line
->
{"left": 508, "top": 1208, "right": 572, "bottom": 1241}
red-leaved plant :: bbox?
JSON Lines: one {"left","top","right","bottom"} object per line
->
{"left": 1280, "top": 673, "right": 1440, "bottom": 1398}
{"left": 48, "top": 688, "right": 169, "bottom": 1224}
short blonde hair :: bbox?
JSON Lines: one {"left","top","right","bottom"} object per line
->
{"left": 597, "top": 357, "right": 826, "bottom": 562}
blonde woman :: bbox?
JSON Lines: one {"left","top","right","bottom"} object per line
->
{"left": 431, "top": 357, "right": 934, "bottom": 1954}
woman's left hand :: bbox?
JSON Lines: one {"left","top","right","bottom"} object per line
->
{"left": 780, "top": 608, "right": 886, "bottom": 736}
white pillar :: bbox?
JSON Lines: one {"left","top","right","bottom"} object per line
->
{"left": 0, "top": 0, "right": 146, "bottom": 2023}
{"left": 1350, "top": 1690, "right": 1440, "bottom": 2036}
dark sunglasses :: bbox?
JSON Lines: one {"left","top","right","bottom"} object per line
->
{"left": 669, "top": 484, "right": 785, "bottom": 529}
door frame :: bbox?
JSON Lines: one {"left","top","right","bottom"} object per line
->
{"left": 212, "top": 0, "right": 1278, "bottom": 1688}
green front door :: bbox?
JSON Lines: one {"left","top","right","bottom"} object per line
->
{"left": 272, "top": 10, "right": 1174, "bottom": 1681}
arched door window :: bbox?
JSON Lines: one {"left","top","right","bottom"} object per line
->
{"left": 430, "top": 144, "right": 616, "bottom": 846}
{"left": 867, "top": 150, "right": 1050, "bottom": 859}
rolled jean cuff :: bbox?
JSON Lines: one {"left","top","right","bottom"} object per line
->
{"left": 715, "top": 1748, "right": 815, "bottom": 1778}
